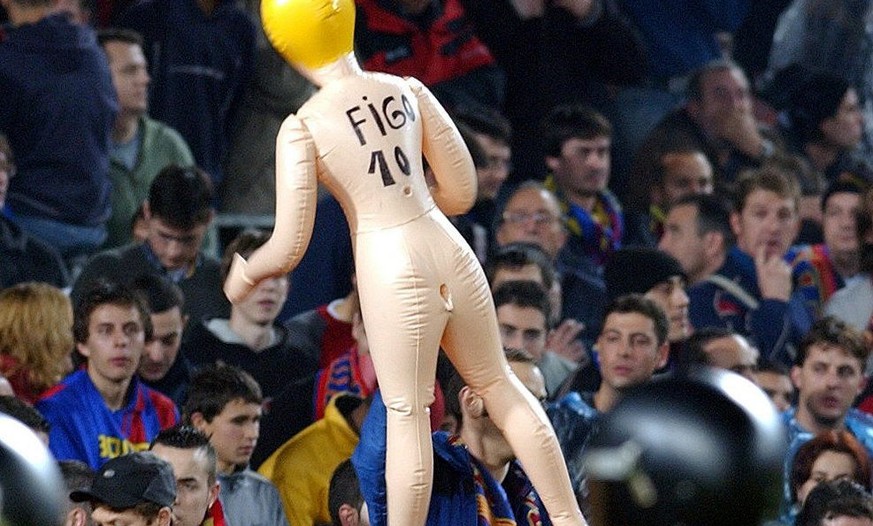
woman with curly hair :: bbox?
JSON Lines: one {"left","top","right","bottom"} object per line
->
{"left": 0, "top": 282, "right": 74, "bottom": 403}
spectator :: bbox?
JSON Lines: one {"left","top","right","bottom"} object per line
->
{"left": 658, "top": 193, "right": 735, "bottom": 285}
{"left": 36, "top": 280, "right": 179, "bottom": 469}
{"left": 624, "top": 145, "right": 714, "bottom": 247}
{"left": 221, "top": 0, "right": 315, "bottom": 215}
{"left": 0, "top": 395, "right": 51, "bottom": 445}
{"left": 792, "top": 180, "right": 865, "bottom": 320}
{"left": 677, "top": 327, "right": 759, "bottom": 382}
{"left": 766, "top": 0, "right": 873, "bottom": 161}
{"left": 352, "top": 0, "right": 503, "bottom": 110}
{"left": 543, "top": 104, "right": 622, "bottom": 274}
{"left": 259, "top": 393, "right": 371, "bottom": 526}
{"left": 486, "top": 242, "right": 589, "bottom": 364}
{"left": 788, "top": 430, "right": 872, "bottom": 519}
{"left": 464, "top": 0, "right": 646, "bottom": 182}
{"left": 785, "top": 72, "right": 871, "bottom": 187}
{"left": 183, "top": 229, "right": 317, "bottom": 399}
{"left": 604, "top": 0, "right": 749, "bottom": 202}
{"left": 450, "top": 105, "right": 513, "bottom": 261}
{"left": 58, "top": 459, "right": 94, "bottom": 526}
{"left": 328, "top": 459, "right": 369, "bottom": 526}
{"left": 72, "top": 164, "right": 230, "bottom": 341}
{"left": 756, "top": 363, "right": 794, "bottom": 412}
{"left": 826, "top": 186, "right": 873, "bottom": 333}
{"left": 494, "top": 183, "right": 604, "bottom": 351}
{"left": 495, "top": 181, "right": 568, "bottom": 262}
{"left": 636, "top": 59, "right": 784, "bottom": 196}
{"left": 0, "top": 135, "right": 69, "bottom": 288}
{"left": 149, "top": 425, "right": 228, "bottom": 526}
{"left": 184, "top": 364, "right": 289, "bottom": 526}
{"left": 685, "top": 166, "right": 802, "bottom": 367}
{"left": 0, "top": 0, "right": 117, "bottom": 262}
{"left": 781, "top": 317, "right": 873, "bottom": 523}
{"left": 69, "top": 452, "right": 175, "bottom": 526}
{"left": 96, "top": 28, "right": 194, "bottom": 250}
{"left": 0, "top": 282, "right": 74, "bottom": 404}
{"left": 605, "top": 247, "right": 690, "bottom": 346}
{"left": 796, "top": 479, "right": 873, "bottom": 526}
{"left": 548, "top": 294, "right": 669, "bottom": 504}
{"left": 130, "top": 273, "right": 191, "bottom": 407}
{"left": 117, "top": 0, "right": 256, "bottom": 187}
{"left": 494, "top": 280, "right": 577, "bottom": 398}
{"left": 558, "top": 248, "right": 687, "bottom": 395}
{"left": 353, "top": 348, "right": 555, "bottom": 525}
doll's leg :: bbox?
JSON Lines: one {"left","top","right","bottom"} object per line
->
{"left": 441, "top": 280, "right": 586, "bottom": 526}
{"left": 356, "top": 270, "right": 444, "bottom": 526}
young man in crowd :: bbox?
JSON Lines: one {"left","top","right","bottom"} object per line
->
{"left": 150, "top": 425, "right": 227, "bottom": 526}
{"left": 658, "top": 193, "right": 735, "bottom": 286}
{"left": 685, "top": 166, "right": 803, "bottom": 367}
{"left": 131, "top": 273, "right": 190, "bottom": 406}
{"left": 493, "top": 280, "right": 577, "bottom": 398}
{"left": 354, "top": 348, "right": 553, "bottom": 525}
{"left": 558, "top": 247, "right": 687, "bottom": 395}
{"left": 96, "top": 28, "right": 194, "bottom": 249}
{"left": 184, "top": 364, "right": 289, "bottom": 526}
{"left": 678, "top": 327, "right": 759, "bottom": 382}
{"left": 70, "top": 452, "right": 175, "bottom": 526}
{"left": 183, "top": 229, "right": 317, "bottom": 400}
{"left": 73, "top": 164, "right": 229, "bottom": 340}
{"left": 543, "top": 104, "right": 622, "bottom": 277}
{"left": 37, "top": 280, "right": 178, "bottom": 469}
{"left": 548, "top": 295, "right": 670, "bottom": 504}
{"left": 781, "top": 316, "right": 873, "bottom": 524}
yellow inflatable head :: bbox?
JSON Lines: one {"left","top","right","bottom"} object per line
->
{"left": 261, "top": 0, "right": 356, "bottom": 71}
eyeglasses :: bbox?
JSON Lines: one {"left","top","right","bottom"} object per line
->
{"left": 501, "top": 211, "right": 559, "bottom": 227}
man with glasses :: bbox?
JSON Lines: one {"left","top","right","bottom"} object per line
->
{"left": 496, "top": 181, "right": 604, "bottom": 354}
{"left": 72, "top": 164, "right": 230, "bottom": 341}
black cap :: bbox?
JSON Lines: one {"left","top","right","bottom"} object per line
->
{"left": 605, "top": 248, "right": 686, "bottom": 301}
{"left": 70, "top": 452, "right": 175, "bottom": 508}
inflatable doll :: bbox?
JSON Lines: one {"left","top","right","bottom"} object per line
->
{"left": 223, "top": 1, "right": 585, "bottom": 524}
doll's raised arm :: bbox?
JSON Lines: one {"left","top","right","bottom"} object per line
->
{"left": 224, "top": 114, "right": 318, "bottom": 303}
{"left": 407, "top": 77, "right": 477, "bottom": 216}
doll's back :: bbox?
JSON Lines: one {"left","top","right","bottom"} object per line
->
{"left": 297, "top": 72, "right": 437, "bottom": 234}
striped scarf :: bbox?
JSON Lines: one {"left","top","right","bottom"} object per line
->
{"left": 545, "top": 176, "right": 623, "bottom": 267}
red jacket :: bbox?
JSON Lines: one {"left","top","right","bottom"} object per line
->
{"left": 355, "top": 0, "right": 495, "bottom": 86}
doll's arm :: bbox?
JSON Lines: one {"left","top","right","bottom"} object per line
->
{"left": 224, "top": 114, "right": 318, "bottom": 303}
{"left": 407, "top": 77, "right": 477, "bottom": 216}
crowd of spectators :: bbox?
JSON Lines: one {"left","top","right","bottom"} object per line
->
{"left": 5, "top": 0, "right": 873, "bottom": 524}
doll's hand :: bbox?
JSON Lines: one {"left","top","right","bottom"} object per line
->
{"left": 224, "top": 253, "right": 256, "bottom": 304}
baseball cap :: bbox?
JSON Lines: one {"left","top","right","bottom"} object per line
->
{"left": 70, "top": 452, "right": 176, "bottom": 508}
